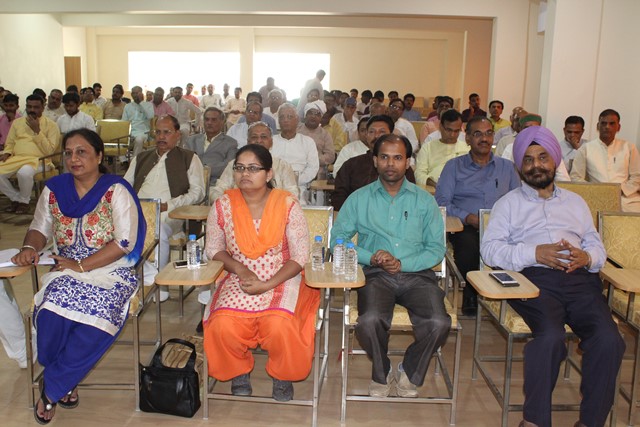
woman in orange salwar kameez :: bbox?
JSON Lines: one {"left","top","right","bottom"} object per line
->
{"left": 203, "top": 143, "right": 318, "bottom": 402}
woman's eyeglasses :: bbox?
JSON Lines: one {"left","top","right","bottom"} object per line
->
{"left": 232, "top": 165, "right": 267, "bottom": 174}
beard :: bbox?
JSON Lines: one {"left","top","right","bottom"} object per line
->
{"left": 523, "top": 167, "right": 554, "bottom": 189}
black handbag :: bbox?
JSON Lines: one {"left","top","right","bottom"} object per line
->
{"left": 139, "top": 338, "right": 201, "bottom": 417}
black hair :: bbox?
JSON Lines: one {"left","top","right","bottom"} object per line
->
{"left": 565, "top": 115, "right": 585, "bottom": 127}
{"left": 373, "top": 90, "right": 384, "bottom": 100}
{"left": 362, "top": 90, "right": 373, "bottom": 98}
{"left": 468, "top": 93, "right": 479, "bottom": 100}
{"left": 366, "top": 115, "right": 395, "bottom": 133}
{"left": 246, "top": 91, "right": 262, "bottom": 103}
{"left": 403, "top": 93, "right": 415, "bottom": 101}
{"left": 26, "top": 94, "right": 45, "bottom": 104}
{"left": 2, "top": 94, "right": 19, "bottom": 104}
{"left": 62, "top": 92, "right": 80, "bottom": 104}
{"left": 234, "top": 144, "right": 274, "bottom": 189}
{"left": 32, "top": 88, "right": 46, "bottom": 100}
{"left": 598, "top": 109, "right": 620, "bottom": 121}
{"left": 62, "top": 128, "right": 108, "bottom": 174}
{"left": 372, "top": 133, "right": 412, "bottom": 158}
{"left": 441, "top": 109, "right": 462, "bottom": 125}
{"left": 465, "top": 116, "right": 492, "bottom": 132}
{"left": 66, "top": 85, "right": 79, "bottom": 93}
{"left": 489, "top": 100, "right": 504, "bottom": 109}
{"left": 93, "top": 83, "right": 102, "bottom": 89}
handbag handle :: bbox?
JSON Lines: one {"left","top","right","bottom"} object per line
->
{"left": 150, "top": 338, "right": 198, "bottom": 370}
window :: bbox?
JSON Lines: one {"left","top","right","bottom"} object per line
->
{"left": 253, "top": 53, "right": 330, "bottom": 101}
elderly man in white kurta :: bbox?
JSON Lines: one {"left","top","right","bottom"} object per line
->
{"left": 271, "top": 104, "right": 319, "bottom": 205}
{"left": 167, "top": 86, "right": 203, "bottom": 146}
{"left": 570, "top": 109, "right": 640, "bottom": 212}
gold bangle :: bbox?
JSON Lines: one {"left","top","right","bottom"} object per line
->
{"left": 21, "top": 245, "right": 37, "bottom": 252}
{"left": 77, "top": 259, "right": 85, "bottom": 273}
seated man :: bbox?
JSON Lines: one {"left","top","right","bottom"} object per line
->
{"left": 419, "top": 96, "right": 454, "bottom": 143}
{"left": 186, "top": 107, "right": 238, "bottom": 187}
{"left": 78, "top": 87, "right": 103, "bottom": 122}
{"left": 332, "top": 97, "right": 359, "bottom": 144}
{"left": 102, "top": 84, "right": 125, "bottom": 120}
{"left": 167, "top": 86, "right": 203, "bottom": 145}
{"left": 57, "top": 92, "right": 96, "bottom": 134}
{"left": 0, "top": 94, "right": 60, "bottom": 214}
{"left": 297, "top": 101, "right": 335, "bottom": 180}
{"left": 387, "top": 98, "right": 419, "bottom": 153}
{"left": 227, "top": 101, "right": 267, "bottom": 148}
{"left": 570, "top": 108, "right": 640, "bottom": 212}
{"left": 331, "top": 134, "right": 450, "bottom": 398}
{"left": 0, "top": 94, "right": 21, "bottom": 150}
{"left": 122, "top": 85, "right": 155, "bottom": 157}
{"left": 559, "top": 115, "right": 587, "bottom": 173}
{"left": 43, "top": 89, "right": 65, "bottom": 123}
{"left": 124, "top": 115, "right": 204, "bottom": 301}
{"left": 211, "top": 121, "right": 298, "bottom": 201}
{"left": 435, "top": 117, "right": 520, "bottom": 316}
{"left": 415, "top": 109, "right": 468, "bottom": 186}
{"left": 401, "top": 93, "right": 423, "bottom": 122}
{"left": 332, "top": 115, "right": 416, "bottom": 211}
{"left": 487, "top": 100, "right": 511, "bottom": 132}
{"left": 481, "top": 125, "right": 624, "bottom": 427}
{"left": 334, "top": 117, "right": 369, "bottom": 175}
{"left": 461, "top": 92, "right": 487, "bottom": 122}
{"left": 223, "top": 87, "right": 246, "bottom": 126}
{"left": 263, "top": 89, "right": 284, "bottom": 130}
{"left": 235, "top": 92, "right": 277, "bottom": 134}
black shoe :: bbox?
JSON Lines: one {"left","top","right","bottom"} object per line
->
{"left": 462, "top": 294, "right": 478, "bottom": 317}
{"left": 231, "top": 373, "right": 252, "bottom": 396}
{"left": 272, "top": 378, "right": 293, "bottom": 402}
{"left": 4, "top": 201, "right": 18, "bottom": 213}
{"left": 196, "top": 320, "right": 203, "bottom": 333}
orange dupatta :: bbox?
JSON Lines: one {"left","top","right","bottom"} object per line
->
{"left": 225, "top": 188, "right": 290, "bottom": 259}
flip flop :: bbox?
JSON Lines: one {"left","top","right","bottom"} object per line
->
{"left": 34, "top": 380, "right": 56, "bottom": 425}
{"left": 58, "top": 387, "right": 79, "bottom": 409}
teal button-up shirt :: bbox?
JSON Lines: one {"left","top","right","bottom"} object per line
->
{"left": 331, "top": 178, "right": 445, "bottom": 272}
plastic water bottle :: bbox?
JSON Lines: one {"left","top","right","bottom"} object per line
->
{"left": 344, "top": 242, "right": 358, "bottom": 281}
{"left": 186, "top": 234, "right": 201, "bottom": 270}
{"left": 311, "top": 235, "right": 325, "bottom": 271}
{"left": 332, "top": 238, "right": 346, "bottom": 275}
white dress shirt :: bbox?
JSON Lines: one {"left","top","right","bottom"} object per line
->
{"left": 56, "top": 112, "right": 96, "bottom": 134}
{"left": 271, "top": 133, "right": 320, "bottom": 186}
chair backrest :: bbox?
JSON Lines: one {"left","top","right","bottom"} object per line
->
{"left": 599, "top": 211, "right": 640, "bottom": 269}
{"left": 302, "top": 206, "right": 334, "bottom": 250}
{"left": 411, "top": 121, "right": 426, "bottom": 139}
{"left": 139, "top": 198, "right": 161, "bottom": 267}
{"left": 478, "top": 208, "right": 492, "bottom": 270}
{"left": 97, "top": 119, "right": 131, "bottom": 143}
{"left": 556, "top": 181, "right": 621, "bottom": 228}
{"left": 434, "top": 206, "right": 447, "bottom": 278}
{"left": 202, "top": 165, "right": 211, "bottom": 205}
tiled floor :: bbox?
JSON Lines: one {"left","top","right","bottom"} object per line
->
{"left": 0, "top": 206, "right": 636, "bottom": 426}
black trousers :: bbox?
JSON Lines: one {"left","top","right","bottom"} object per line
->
{"left": 509, "top": 267, "right": 624, "bottom": 427}
{"left": 448, "top": 225, "right": 480, "bottom": 299}
{"left": 355, "top": 267, "right": 451, "bottom": 386}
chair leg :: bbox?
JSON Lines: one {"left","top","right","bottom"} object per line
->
{"left": 472, "top": 302, "right": 483, "bottom": 380}
{"left": 502, "top": 334, "right": 515, "bottom": 427}
{"left": 450, "top": 325, "right": 462, "bottom": 425}
{"left": 341, "top": 291, "right": 351, "bottom": 423}
{"left": 24, "top": 310, "right": 36, "bottom": 408}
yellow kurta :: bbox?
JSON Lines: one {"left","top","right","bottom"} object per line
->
{"left": 414, "top": 138, "right": 469, "bottom": 185}
{"left": 79, "top": 103, "right": 103, "bottom": 122}
{"left": 0, "top": 116, "right": 60, "bottom": 173}
{"left": 324, "top": 117, "right": 347, "bottom": 152}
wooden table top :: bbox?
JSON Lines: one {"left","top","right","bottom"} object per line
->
{"left": 304, "top": 262, "right": 366, "bottom": 289}
{"left": 0, "top": 264, "right": 32, "bottom": 278}
{"left": 168, "top": 205, "right": 211, "bottom": 221}
{"left": 154, "top": 260, "right": 224, "bottom": 286}
{"left": 310, "top": 180, "right": 335, "bottom": 191}
{"left": 446, "top": 216, "right": 463, "bottom": 233}
{"left": 600, "top": 267, "right": 640, "bottom": 293}
{"left": 466, "top": 270, "right": 540, "bottom": 299}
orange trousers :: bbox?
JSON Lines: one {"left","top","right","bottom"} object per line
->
{"left": 204, "top": 284, "right": 320, "bottom": 382}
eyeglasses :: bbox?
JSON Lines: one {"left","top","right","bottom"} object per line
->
{"left": 246, "top": 109, "right": 261, "bottom": 115}
{"left": 389, "top": 104, "right": 403, "bottom": 111}
{"left": 155, "top": 129, "right": 176, "bottom": 136}
{"left": 232, "top": 165, "right": 267, "bottom": 174}
{"left": 63, "top": 148, "right": 92, "bottom": 159}
{"left": 471, "top": 130, "right": 495, "bottom": 139}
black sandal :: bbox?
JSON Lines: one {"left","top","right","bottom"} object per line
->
{"left": 34, "top": 382, "right": 56, "bottom": 425}
{"left": 58, "top": 387, "right": 79, "bottom": 409}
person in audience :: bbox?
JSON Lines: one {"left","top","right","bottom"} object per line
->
{"left": 258, "top": 77, "right": 286, "bottom": 108}
{"left": 43, "top": 89, "right": 65, "bottom": 123}
{"left": 297, "top": 69, "right": 325, "bottom": 118}
{"left": 321, "top": 92, "right": 347, "bottom": 152}
{"left": 331, "top": 133, "right": 449, "bottom": 398}
{"left": 263, "top": 89, "right": 284, "bottom": 130}
{"left": 488, "top": 100, "right": 511, "bottom": 132}
{"left": 235, "top": 93, "right": 277, "bottom": 134}
{"left": 183, "top": 83, "right": 200, "bottom": 107}
{"left": 387, "top": 90, "right": 399, "bottom": 104}
{"left": 332, "top": 115, "right": 416, "bottom": 211}
{"left": 461, "top": 93, "right": 487, "bottom": 122}
{"left": 419, "top": 96, "right": 453, "bottom": 143}
{"left": 0, "top": 94, "right": 60, "bottom": 214}
{"left": 12, "top": 128, "right": 146, "bottom": 425}
{"left": 435, "top": 116, "right": 520, "bottom": 316}
{"left": 495, "top": 109, "right": 531, "bottom": 157}
{"left": 298, "top": 101, "right": 335, "bottom": 180}
{"left": 124, "top": 115, "right": 205, "bottom": 302}
{"left": 426, "top": 96, "right": 442, "bottom": 120}
{"left": 363, "top": 90, "right": 385, "bottom": 116}
{"left": 167, "top": 86, "right": 203, "bottom": 145}
{"left": 92, "top": 83, "right": 107, "bottom": 108}
{"left": 357, "top": 89, "right": 372, "bottom": 117}
{"left": 57, "top": 92, "right": 96, "bottom": 134}
{"left": 201, "top": 84, "right": 223, "bottom": 109}
{"left": 102, "top": 84, "right": 125, "bottom": 120}
{"left": 334, "top": 117, "right": 369, "bottom": 175}
{"left": 203, "top": 143, "right": 318, "bottom": 402}
{"left": 66, "top": 85, "right": 79, "bottom": 94}
{"left": 79, "top": 87, "right": 103, "bottom": 122}
{"left": 494, "top": 106, "right": 524, "bottom": 148}
{"left": 332, "top": 97, "right": 359, "bottom": 144}
{"left": 223, "top": 87, "right": 246, "bottom": 126}
{"left": 151, "top": 87, "right": 175, "bottom": 117}
{"left": 387, "top": 99, "right": 419, "bottom": 152}
{"left": 571, "top": 109, "right": 640, "bottom": 212}
{"left": 145, "top": 90, "right": 153, "bottom": 102}
{"left": 402, "top": 93, "right": 422, "bottom": 122}
{"left": 122, "top": 86, "right": 155, "bottom": 157}
{"left": 481, "top": 125, "right": 624, "bottom": 427}
{"left": 415, "top": 109, "right": 467, "bottom": 186}
{"left": 211, "top": 121, "right": 298, "bottom": 201}
{"left": 559, "top": 115, "right": 587, "bottom": 173}
{"left": 228, "top": 101, "right": 267, "bottom": 148}
{"left": 350, "top": 88, "right": 358, "bottom": 100}
{"left": 0, "top": 94, "right": 21, "bottom": 150}
{"left": 271, "top": 104, "right": 319, "bottom": 204}
{"left": 221, "top": 84, "right": 230, "bottom": 103}
{"left": 186, "top": 107, "right": 238, "bottom": 186}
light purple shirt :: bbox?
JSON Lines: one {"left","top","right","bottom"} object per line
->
{"left": 480, "top": 182, "right": 605, "bottom": 273}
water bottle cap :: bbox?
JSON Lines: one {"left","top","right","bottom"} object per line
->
{"left": 346, "top": 242, "right": 355, "bottom": 248}
{"left": 189, "top": 234, "right": 197, "bottom": 240}
{"left": 314, "top": 235, "right": 323, "bottom": 242}
{"left": 336, "top": 238, "right": 344, "bottom": 244}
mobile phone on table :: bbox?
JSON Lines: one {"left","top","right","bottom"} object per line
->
{"left": 173, "top": 260, "right": 207, "bottom": 269}
{"left": 489, "top": 272, "right": 520, "bottom": 287}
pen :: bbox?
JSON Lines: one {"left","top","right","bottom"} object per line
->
{"left": 404, "top": 211, "right": 408, "bottom": 220}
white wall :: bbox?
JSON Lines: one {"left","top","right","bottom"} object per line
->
{"left": 0, "top": 14, "right": 65, "bottom": 100}
{"left": 62, "top": 26, "right": 87, "bottom": 86}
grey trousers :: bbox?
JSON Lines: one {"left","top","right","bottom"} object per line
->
{"left": 355, "top": 267, "right": 451, "bottom": 386}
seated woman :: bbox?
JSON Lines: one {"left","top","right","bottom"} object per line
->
{"left": 203, "top": 144, "right": 318, "bottom": 401}
{"left": 12, "top": 128, "right": 145, "bottom": 424}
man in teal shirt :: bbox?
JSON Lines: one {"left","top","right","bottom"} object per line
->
{"left": 331, "top": 134, "right": 449, "bottom": 398}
